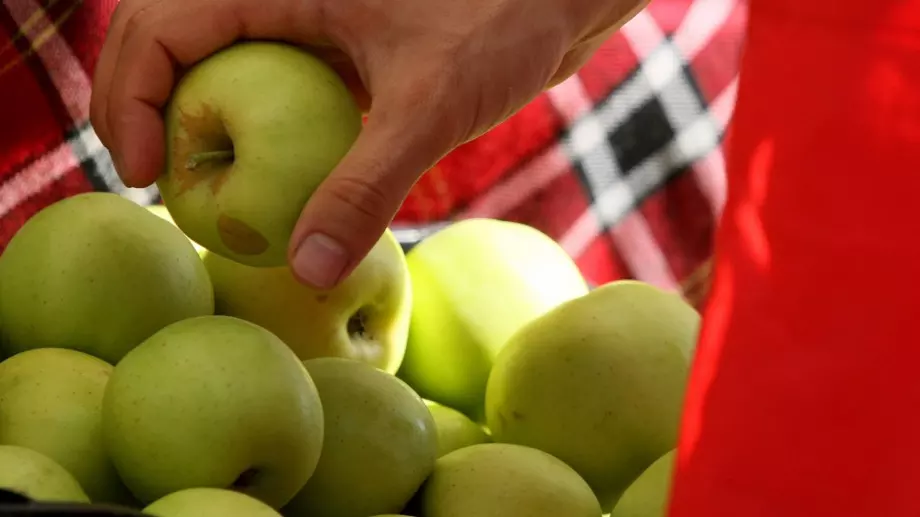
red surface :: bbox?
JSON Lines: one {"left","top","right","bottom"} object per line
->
{"left": 670, "top": 1, "right": 920, "bottom": 515}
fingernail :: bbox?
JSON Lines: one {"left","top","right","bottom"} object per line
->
{"left": 293, "top": 233, "right": 349, "bottom": 290}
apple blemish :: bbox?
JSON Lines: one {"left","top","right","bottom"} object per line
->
{"left": 216, "top": 214, "right": 270, "bottom": 256}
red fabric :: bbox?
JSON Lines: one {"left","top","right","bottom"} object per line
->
{"left": 670, "top": 1, "right": 920, "bottom": 515}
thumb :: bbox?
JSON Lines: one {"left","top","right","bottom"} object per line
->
{"left": 286, "top": 89, "right": 461, "bottom": 289}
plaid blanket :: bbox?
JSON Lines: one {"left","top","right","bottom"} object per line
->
{"left": 0, "top": 0, "right": 747, "bottom": 309}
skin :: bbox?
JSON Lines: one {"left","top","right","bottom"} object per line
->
{"left": 90, "top": 0, "right": 649, "bottom": 290}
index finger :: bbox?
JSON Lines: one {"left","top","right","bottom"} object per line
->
{"left": 104, "top": 0, "right": 331, "bottom": 187}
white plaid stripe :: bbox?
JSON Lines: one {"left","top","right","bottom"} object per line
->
{"left": 557, "top": 9, "right": 683, "bottom": 290}
{"left": 460, "top": 143, "right": 573, "bottom": 219}
{"left": 457, "top": 2, "right": 743, "bottom": 271}
{"left": 690, "top": 77, "right": 737, "bottom": 217}
{"left": 0, "top": 0, "right": 158, "bottom": 213}
{"left": 554, "top": 4, "right": 740, "bottom": 288}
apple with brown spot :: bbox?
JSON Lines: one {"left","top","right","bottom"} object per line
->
{"left": 157, "top": 41, "right": 363, "bottom": 268}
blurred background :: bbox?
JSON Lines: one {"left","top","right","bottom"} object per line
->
{"left": 0, "top": 0, "right": 748, "bottom": 308}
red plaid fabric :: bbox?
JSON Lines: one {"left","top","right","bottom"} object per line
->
{"left": 0, "top": 0, "right": 748, "bottom": 308}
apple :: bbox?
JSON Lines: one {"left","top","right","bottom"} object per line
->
{"left": 0, "top": 192, "right": 214, "bottom": 364}
{"left": 418, "top": 443, "right": 601, "bottom": 517}
{"left": 102, "top": 315, "right": 325, "bottom": 508}
{"left": 610, "top": 449, "right": 676, "bottom": 517}
{"left": 485, "top": 280, "right": 700, "bottom": 512}
{"left": 202, "top": 228, "right": 411, "bottom": 374}
{"left": 284, "top": 357, "right": 437, "bottom": 517}
{"left": 146, "top": 203, "right": 206, "bottom": 255}
{"left": 157, "top": 40, "right": 362, "bottom": 268}
{"left": 0, "top": 445, "right": 89, "bottom": 503}
{"left": 144, "top": 487, "right": 283, "bottom": 517}
{"left": 397, "top": 218, "right": 589, "bottom": 421}
{"left": 424, "top": 400, "right": 490, "bottom": 458}
{"left": 0, "top": 348, "right": 133, "bottom": 504}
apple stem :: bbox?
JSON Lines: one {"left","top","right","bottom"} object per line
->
{"left": 185, "top": 150, "right": 234, "bottom": 170}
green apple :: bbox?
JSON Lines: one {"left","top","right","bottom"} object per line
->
{"left": 424, "top": 400, "right": 489, "bottom": 458}
{"left": 102, "top": 315, "right": 325, "bottom": 508}
{"left": 0, "top": 348, "right": 133, "bottom": 504}
{"left": 418, "top": 443, "right": 601, "bottom": 517}
{"left": 610, "top": 450, "right": 676, "bottom": 517}
{"left": 0, "top": 445, "right": 89, "bottom": 503}
{"left": 398, "top": 218, "right": 589, "bottom": 421}
{"left": 157, "top": 40, "right": 362, "bottom": 268}
{"left": 144, "top": 487, "right": 282, "bottom": 517}
{"left": 202, "top": 228, "right": 411, "bottom": 374}
{"left": 284, "top": 358, "right": 437, "bottom": 517}
{"left": 146, "top": 203, "right": 206, "bottom": 255}
{"left": 485, "top": 280, "right": 700, "bottom": 512}
{"left": 0, "top": 192, "right": 214, "bottom": 364}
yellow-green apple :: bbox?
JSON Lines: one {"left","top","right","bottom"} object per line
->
{"left": 157, "top": 40, "right": 362, "bottom": 268}
{"left": 284, "top": 358, "right": 437, "bottom": 517}
{"left": 0, "top": 445, "right": 89, "bottom": 503}
{"left": 485, "top": 280, "right": 700, "bottom": 512}
{"left": 0, "top": 348, "right": 133, "bottom": 504}
{"left": 418, "top": 443, "right": 601, "bottom": 517}
{"left": 144, "top": 488, "right": 283, "bottom": 517}
{"left": 202, "top": 229, "right": 411, "bottom": 374}
{"left": 146, "top": 204, "right": 206, "bottom": 255}
{"left": 397, "top": 218, "right": 589, "bottom": 421}
{"left": 424, "top": 400, "right": 490, "bottom": 458}
{"left": 610, "top": 449, "right": 677, "bottom": 517}
{"left": 0, "top": 192, "right": 214, "bottom": 363}
{"left": 102, "top": 316, "right": 324, "bottom": 508}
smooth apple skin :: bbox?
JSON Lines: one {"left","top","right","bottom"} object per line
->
{"left": 146, "top": 204, "right": 207, "bottom": 255}
{"left": 0, "top": 192, "right": 214, "bottom": 364}
{"left": 144, "top": 487, "right": 283, "bottom": 517}
{"left": 158, "top": 41, "right": 363, "bottom": 268}
{"left": 202, "top": 229, "right": 411, "bottom": 374}
{"left": 0, "top": 348, "right": 134, "bottom": 504}
{"left": 610, "top": 449, "right": 677, "bottom": 517}
{"left": 418, "top": 443, "right": 602, "bottom": 517}
{"left": 0, "top": 445, "right": 90, "bottom": 503}
{"left": 102, "top": 316, "right": 325, "bottom": 508}
{"left": 424, "top": 400, "right": 490, "bottom": 458}
{"left": 397, "top": 218, "right": 590, "bottom": 421}
{"left": 284, "top": 358, "right": 438, "bottom": 517}
{"left": 485, "top": 280, "right": 700, "bottom": 512}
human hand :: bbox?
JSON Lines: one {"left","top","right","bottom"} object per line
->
{"left": 90, "top": 0, "right": 648, "bottom": 289}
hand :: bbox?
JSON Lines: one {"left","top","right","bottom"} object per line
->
{"left": 90, "top": 0, "right": 648, "bottom": 289}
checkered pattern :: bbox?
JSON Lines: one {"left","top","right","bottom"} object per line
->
{"left": 0, "top": 0, "right": 747, "bottom": 308}
{"left": 395, "top": 0, "right": 747, "bottom": 305}
{"left": 0, "top": 0, "right": 158, "bottom": 243}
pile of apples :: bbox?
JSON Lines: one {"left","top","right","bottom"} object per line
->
{"left": 0, "top": 41, "right": 702, "bottom": 517}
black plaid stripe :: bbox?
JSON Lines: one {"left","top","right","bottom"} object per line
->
{"left": 564, "top": 37, "right": 718, "bottom": 235}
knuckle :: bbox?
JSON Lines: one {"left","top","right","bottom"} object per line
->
{"left": 321, "top": 174, "right": 398, "bottom": 227}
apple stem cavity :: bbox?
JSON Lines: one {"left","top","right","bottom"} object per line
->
{"left": 230, "top": 468, "right": 260, "bottom": 491}
{"left": 185, "top": 150, "right": 235, "bottom": 171}
{"left": 347, "top": 309, "right": 369, "bottom": 339}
